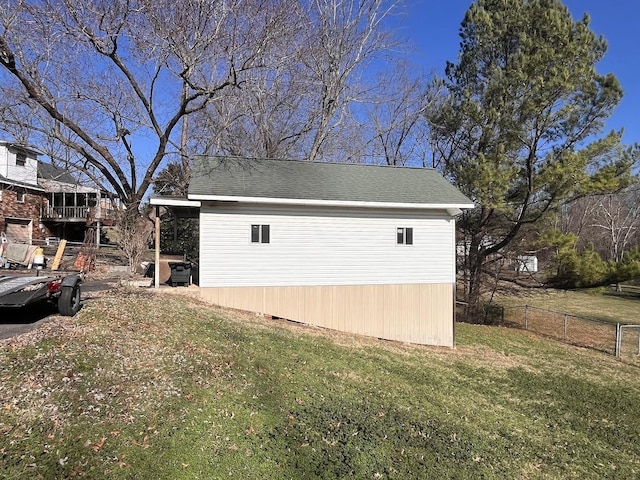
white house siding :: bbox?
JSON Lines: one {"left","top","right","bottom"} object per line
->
{"left": 199, "top": 203, "right": 456, "bottom": 287}
{"left": 198, "top": 202, "right": 458, "bottom": 347}
{"left": 0, "top": 146, "right": 38, "bottom": 186}
{"left": 0, "top": 146, "right": 7, "bottom": 178}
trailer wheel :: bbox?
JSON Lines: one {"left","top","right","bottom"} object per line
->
{"left": 58, "top": 281, "right": 81, "bottom": 316}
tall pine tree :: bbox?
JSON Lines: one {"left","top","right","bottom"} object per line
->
{"left": 428, "top": 0, "right": 637, "bottom": 319}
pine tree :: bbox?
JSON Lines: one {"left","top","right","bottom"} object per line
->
{"left": 428, "top": 0, "right": 637, "bottom": 320}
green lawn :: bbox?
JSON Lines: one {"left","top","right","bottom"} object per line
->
{"left": 1, "top": 289, "right": 639, "bottom": 479}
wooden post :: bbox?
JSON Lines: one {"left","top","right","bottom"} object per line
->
{"left": 154, "top": 206, "right": 160, "bottom": 289}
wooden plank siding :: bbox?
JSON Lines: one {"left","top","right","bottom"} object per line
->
{"left": 199, "top": 202, "right": 458, "bottom": 346}
{"left": 200, "top": 283, "right": 455, "bottom": 347}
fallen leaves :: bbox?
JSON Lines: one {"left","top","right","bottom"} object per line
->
{"left": 92, "top": 436, "right": 106, "bottom": 452}
{"left": 0, "top": 291, "right": 202, "bottom": 476}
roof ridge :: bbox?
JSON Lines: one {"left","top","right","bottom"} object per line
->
{"left": 194, "top": 155, "right": 436, "bottom": 171}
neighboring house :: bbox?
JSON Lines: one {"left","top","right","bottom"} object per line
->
{"left": 152, "top": 156, "right": 474, "bottom": 347}
{"left": 0, "top": 140, "right": 116, "bottom": 244}
{"left": 0, "top": 141, "right": 46, "bottom": 243}
{"left": 38, "top": 161, "right": 116, "bottom": 243}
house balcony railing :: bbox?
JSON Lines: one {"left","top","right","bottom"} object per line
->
{"left": 43, "top": 206, "right": 117, "bottom": 222}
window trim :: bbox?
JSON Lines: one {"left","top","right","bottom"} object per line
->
{"left": 16, "top": 189, "right": 26, "bottom": 203}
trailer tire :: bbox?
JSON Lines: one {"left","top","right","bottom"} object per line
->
{"left": 58, "top": 281, "right": 81, "bottom": 316}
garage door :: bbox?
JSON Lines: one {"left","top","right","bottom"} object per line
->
{"left": 5, "top": 218, "right": 32, "bottom": 244}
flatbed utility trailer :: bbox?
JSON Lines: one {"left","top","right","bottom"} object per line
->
{"left": 0, "top": 274, "right": 82, "bottom": 316}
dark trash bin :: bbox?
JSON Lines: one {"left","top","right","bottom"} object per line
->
{"left": 168, "top": 262, "right": 191, "bottom": 287}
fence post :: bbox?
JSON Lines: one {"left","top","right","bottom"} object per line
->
{"left": 524, "top": 305, "right": 528, "bottom": 330}
{"left": 563, "top": 314, "right": 568, "bottom": 342}
{"left": 615, "top": 323, "right": 620, "bottom": 357}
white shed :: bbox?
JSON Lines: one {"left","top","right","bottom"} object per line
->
{"left": 154, "top": 157, "right": 474, "bottom": 347}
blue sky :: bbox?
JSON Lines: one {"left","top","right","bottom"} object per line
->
{"left": 401, "top": 1, "right": 639, "bottom": 146}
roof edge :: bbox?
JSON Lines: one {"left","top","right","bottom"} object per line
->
{"left": 188, "top": 194, "right": 475, "bottom": 211}
{"left": 193, "top": 155, "right": 438, "bottom": 171}
{"left": 0, "top": 141, "right": 41, "bottom": 156}
{"left": 150, "top": 196, "right": 201, "bottom": 207}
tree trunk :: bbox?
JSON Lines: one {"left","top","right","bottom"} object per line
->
{"left": 464, "top": 235, "right": 485, "bottom": 323}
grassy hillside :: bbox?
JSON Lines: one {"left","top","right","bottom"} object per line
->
{"left": 1, "top": 289, "right": 639, "bottom": 479}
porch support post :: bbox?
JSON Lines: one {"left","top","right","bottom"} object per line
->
{"left": 154, "top": 205, "right": 161, "bottom": 289}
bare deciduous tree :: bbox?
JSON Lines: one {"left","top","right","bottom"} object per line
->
{"left": 360, "top": 62, "right": 433, "bottom": 166}
{"left": 111, "top": 208, "right": 155, "bottom": 274}
{"left": 190, "top": 0, "right": 402, "bottom": 163}
{"left": 561, "top": 186, "right": 640, "bottom": 262}
{"left": 0, "top": 0, "right": 310, "bottom": 268}
{"left": 303, "top": 0, "right": 399, "bottom": 162}
{"left": 0, "top": 0, "right": 299, "bottom": 204}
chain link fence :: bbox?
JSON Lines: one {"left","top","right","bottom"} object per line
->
{"left": 502, "top": 306, "right": 618, "bottom": 354}
{"left": 458, "top": 303, "right": 640, "bottom": 358}
{"left": 616, "top": 324, "right": 640, "bottom": 358}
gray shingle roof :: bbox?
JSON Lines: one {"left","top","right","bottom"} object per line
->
{"left": 188, "top": 156, "right": 473, "bottom": 207}
{"left": 37, "top": 161, "right": 77, "bottom": 184}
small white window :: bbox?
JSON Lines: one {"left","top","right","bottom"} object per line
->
{"left": 16, "top": 190, "right": 25, "bottom": 203}
{"left": 251, "top": 224, "right": 270, "bottom": 243}
{"left": 397, "top": 227, "right": 413, "bottom": 245}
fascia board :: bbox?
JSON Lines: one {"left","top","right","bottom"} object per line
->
{"left": 149, "top": 196, "right": 201, "bottom": 207}
{"left": 1, "top": 142, "right": 41, "bottom": 156}
{"left": 188, "top": 194, "right": 475, "bottom": 211}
